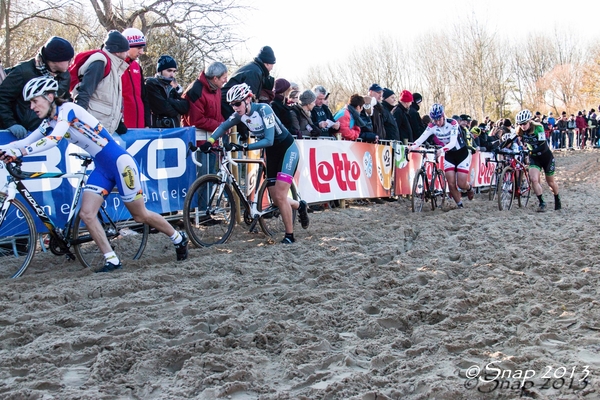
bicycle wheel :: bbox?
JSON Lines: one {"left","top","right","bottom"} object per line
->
{"left": 183, "top": 174, "right": 236, "bottom": 247}
{"left": 72, "top": 207, "right": 149, "bottom": 269}
{"left": 257, "top": 179, "right": 299, "bottom": 237}
{"left": 0, "top": 199, "right": 37, "bottom": 279}
{"left": 431, "top": 169, "right": 447, "bottom": 210}
{"left": 498, "top": 167, "right": 515, "bottom": 211}
{"left": 411, "top": 169, "right": 427, "bottom": 212}
{"left": 517, "top": 170, "right": 531, "bottom": 208}
{"left": 489, "top": 170, "right": 499, "bottom": 201}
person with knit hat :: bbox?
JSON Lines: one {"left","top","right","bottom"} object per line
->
{"left": 220, "top": 46, "right": 276, "bottom": 140}
{"left": 392, "top": 89, "right": 414, "bottom": 144}
{"left": 0, "top": 36, "right": 74, "bottom": 138}
{"left": 120, "top": 27, "right": 150, "bottom": 128}
{"left": 145, "top": 55, "right": 189, "bottom": 129}
{"left": 71, "top": 30, "right": 130, "bottom": 134}
{"left": 407, "top": 92, "right": 425, "bottom": 140}
{"left": 379, "top": 87, "right": 400, "bottom": 141}
{"left": 270, "top": 78, "right": 294, "bottom": 133}
{"left": 289, "top": 89, "right": 320, "bottom": 138}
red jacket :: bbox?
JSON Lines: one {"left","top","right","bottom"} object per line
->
{"left": 334, "top": 106, "right": 360, "bottom": 141}
{"left": 182, "top": 71, "right": 223, "bottom": 132}
{"left": 121, "top": 59, "right": 149, "bottom": 128}
{"left": 575, "top": 116, "right": 587, "bottom": 130}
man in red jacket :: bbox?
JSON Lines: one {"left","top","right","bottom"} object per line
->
{"left": 182, "top": 61, "right": 228, "bottom": 177}
{"left": 121, "top": 27, "right": 151, "bottom": 128}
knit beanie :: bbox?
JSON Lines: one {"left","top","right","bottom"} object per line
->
{"left": 257, "top": 46, "right": 276, "bottom": 64}
{"left": 122, "top": 28, "right": 146, "bottom": 47}
{"left": 299, "top": 89, "right": 316, "bottom": 106}
{"left": 274, "top": 78, "right": 291, "bottom": 94}
{"left": 104, "top": 30, "right": 130, "bottom": 53}
{"left": 382, "top": 88, "right": 395, "bottom": 100}
{"left": 157, "top": 55, "right": 177, "bottom": 72}
{"left": 41, "top": 37, "right": 75, "bottom": 62}
{"left": 400, "top": 90, "right": 413, "bottom": 103}
{"left": 412, "top": 92, "right": 422, "bottom": 104}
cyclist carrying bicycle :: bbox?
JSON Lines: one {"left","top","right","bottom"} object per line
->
{"left": 409, "top": 103, "right": 474, "bottom": 209}
{"left": 514, "top": 109, "right": 561, "bottom": 212}
{"left": 0, "top": 76, "right": 189, "bottom": 272}
{"left": 199, "top": 83, "right": 309, "bottom": 244}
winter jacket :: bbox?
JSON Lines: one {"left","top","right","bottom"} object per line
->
{"left": 0, "top": 57, "right": 71, "bottom": 131}
{"left": 333, "top": 106, "right": 360, "bottom": 141}
{"left": 122, "top": 59, "right": 150, "bottom": 128}
{"left": 271, "top": 95, "right": 294, "bottom": 133}
{"left": 145, "top": 75, "right": 189, "bottom": 128}
{"left": 408, "top": 102, "right": 424, "bottom": 141}
{"left": 381, "top": 101, "right": 400, "bottom": 141}
{"left": 391, "top": 102, "right": 413, "bottom": 142}
{"left": 311, "top": 104, "right": 337, "bottom": 137}
{"left": 72, "top": 51, "right": 129, "bottom": 133}
{"left": 220, "top": 58, "right": 270, "bottom": 119}
{"left": 576, "top": 116, "right": 587, "bottom": 130}
{"left": 290, "top": 104, "right": 319, "bottom": 138}
{"left": 182, "top": 71, "right": 223, "bottom": 133}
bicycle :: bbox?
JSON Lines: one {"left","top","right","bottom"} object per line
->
{"left": 183, "top": 144, "right": 299, "bottom": 247}
{"left": 0, "top": 154, "right": 149, "bottom": 279}
{"left": 408, "top": 145, "right": 447, "bottom": 212}
{"left": 497, "top": 149, "right": 531, "bottom": 211}
{"left": 485, "top": 148, "right": 510, "bottom": 201}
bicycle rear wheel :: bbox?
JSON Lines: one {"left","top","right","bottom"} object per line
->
{"left": 431, "top": 169, "right": 447, "bottom": 210}
{"left": 0, "top": 199, "right": 37, "bottom": 279}
{"left": 411, "top": 169, "right": 427, "bottom": 212}
{"left": 257, "top": 179, "right": 299, "bottom": 237}
{"left": 489, "top": 170, "right": 499, "bottom": 201}
{"left": 72, "top": 207, "right": 149, "bottom": 269}
{"left": 183, "top": 174, "right": 236, "bottom": 247}
{"left": 498, "top": 167, "right": 515, "bottom": 211}
{"left": 517, "top": 170, "right": 531, "bottom": 208}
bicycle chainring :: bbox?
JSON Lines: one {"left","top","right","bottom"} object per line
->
{"left": 48, "top": 236, "right": 70, "bottom": 256}
{"left": 243, "top": 208, "right": 253, "bottom": 225}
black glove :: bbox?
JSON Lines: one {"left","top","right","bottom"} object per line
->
{"left": 199, "top": 141, "right": 213, "bottom": 153}
{"left": 224, "top": 142, "right": 247, "bottom": 152}
{"left": 115, "top": 121, "right": 128, "bottom": 135}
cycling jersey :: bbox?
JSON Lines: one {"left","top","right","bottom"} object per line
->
{"left": 211, "top": 102, "right": 292, "bottom": 150}
{"left": 412, "top": 118, "right": 466, "bottom": 152}
{"left": 9, "top": 102, "right": 143, "bottom": 202}
{"left": 519, "top": 123, "right": 550, "bottom": 156}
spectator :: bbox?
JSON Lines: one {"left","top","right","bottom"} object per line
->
{"left": 310, "top": 85, "right": 339, "bottom": 137}
{"left": 270, "top": 78, "right": 294, "bottom": 133}
{"left": 289, "top": 90, "right": 320, "bottom": 139}
{"left": 575, "top": 111, "right": 587, "bottom": 150}
{"left": 380, "top": 88, "right": 400, "bottom": 141}
{"left": 0, "top": 36, "right": 74, "bottom": 138}
{"left": 288, "top": 90, "right": 300, "bottom": 106}
{"left": 392, "top": 89, "right": 414, "bottom": 144}
{"left": 555, "top": 113, "right": 568, "bottom": 150}
{"left": 72, "top": 31, "right": 130, "bottom": 134}
{"left": 361, "top": 83, "right": 385, "bottom": 138}
{"left": 588, "top": 108, "right": 597, "bottom": 147}
{"left": 333, "top": 94, "right": 378, "bottom": 142}
{"left": 121, "top": 28, "right": 151, "bottom": 128}
{"left": 145, "top": 55, "right": 189, "bottom": 128}
{"left": 221, "top": 45, "right": 276, "bottom": 124}
{"left": 182, "top": 61, "right": 228, "bottom": 176}
{"left": 422, "top": 114, "right": 431, "bottom": 126}
{"left": 407, "top": 92, "right": 425, "bottom": 142}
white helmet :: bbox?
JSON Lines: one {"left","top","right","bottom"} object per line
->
{"left": 516, "top": 109, "right": 533, "bottom": 125}
{"left": 23, "top": 76, "right": 59, "bottom": 101}
{"left": 226, "top": 83, "right": 253, "bottom": 103}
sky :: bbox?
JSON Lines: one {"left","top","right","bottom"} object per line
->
{"left": 233, "top": 0, "right": 600, "bottom": 81}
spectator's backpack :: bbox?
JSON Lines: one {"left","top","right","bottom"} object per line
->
{"left": 68, "top": 50, "right": 111, "bottom": 91}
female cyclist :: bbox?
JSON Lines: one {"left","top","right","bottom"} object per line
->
{"left": 515, "top": 109, "right": 561, "bottom": 212}
{"left": 0, "top": 76, "right": 189, "bottom": 272}
{"left": 200, "top": 83, "right": 309, "bottom": 244}
{"left": 409, "top": 103, "right": 474, "bottom": 209}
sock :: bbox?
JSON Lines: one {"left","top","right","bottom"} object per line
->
{"left": 104, "top": 251, "right": 120, "bottom": 265}
{"left": 554, "top": 194, "right": 561, "bottom": 202}
{"left": 170, "top": 231, "right": 182, "bottom": 245}
{"left": 537, "top": 195, "right": 544, "bottom": 205}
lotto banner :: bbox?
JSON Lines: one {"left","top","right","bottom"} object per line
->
{"left": 295, "top": 140, "right": 395, "bottom": 203}
{"left": 0, "top": 128, "right": 196, "bottom": 233}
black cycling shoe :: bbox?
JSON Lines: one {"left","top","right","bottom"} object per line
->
{"left": 175, "top": 231, "right": 189, "bottom": 261}
{"left": 281, "top": 235, "right": 296, "bottom": 244}
{"left": 537, "top": 203, "right": 547, "bottom": 212}
{"left": 298, "top": 200, "right": 310, "bottom": 229}
{"left": 96, "top": 261, "right": 122, "bottom": 273}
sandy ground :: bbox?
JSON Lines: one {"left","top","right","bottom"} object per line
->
{"left": 1, "top": 150, "right": 600, "bottom": 400}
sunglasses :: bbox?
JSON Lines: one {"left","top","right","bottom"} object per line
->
{"left": 518, "top": 121, "right": 530, "bottom": 126}
{"left": 230, "top": 101, "right": 243, "bottom": 107}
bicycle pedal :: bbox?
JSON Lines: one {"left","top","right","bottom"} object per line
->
{"left": 248, "top": 218, "right": 259, "bottom": 233}
{"left": 65, "top": 252, "right": 76, "bottom": 261}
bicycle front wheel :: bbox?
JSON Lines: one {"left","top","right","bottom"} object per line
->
{"left": 0, "top": 198, "right": 37, "bottom": 279}
{"left": 411, "top": 169, "right": 427, "bottom": 212}
{"left": 257, "top": 179, "right": 299, "bottom": 237}
{"left": 517, "top": 170, "right": 531, "bottom": 208}
{"left": 431, "top": 169, "right": 447, "bottom": 210}
{"left": 498, "top": 167, "right": 515, "bottom": 211}
{"left": 183, "top": 174, "right": 236, "bottom": 247}
{"left": 489, "top": 170, "right": 499, "bottom": 201}
{"left": 72, "top": 207, "right": 149, "bottom": 269}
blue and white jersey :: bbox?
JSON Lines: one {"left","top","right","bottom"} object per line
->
{"left": 412, "top": 118, "right": 466, "bottom": 151}
{"left": 211, "top": 102, "right": 292, "bottom": 151}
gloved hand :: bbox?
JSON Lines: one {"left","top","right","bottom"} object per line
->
{"left": 0, "top": 147, "right": 23, "bottom": 162}
{"left": 8, "top": 124, "right": 27, "bottom": 139}
{"left": 224, "top": 142, "right": 247, "bottom": 152}
{"left": 199, "top": 141, "right": 214, "bottom": 153}
{"left": 115, "top": 121, "right": 128, "bottom": 135}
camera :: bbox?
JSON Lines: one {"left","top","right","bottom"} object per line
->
{"left": 155, "top": 117, "right": 175, "bottom": 129}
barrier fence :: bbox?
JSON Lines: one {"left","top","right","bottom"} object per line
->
{"left": 0, "top": 129, "right": 496, "bottom": 232}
